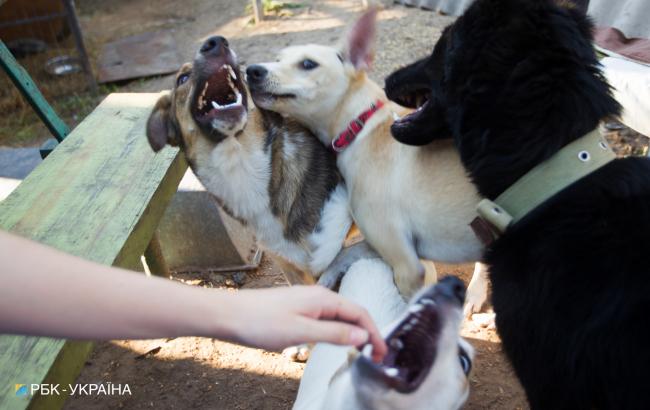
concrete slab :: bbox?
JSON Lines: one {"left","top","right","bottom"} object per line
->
{"left": 155, "top": 169, "right": 261, "bottom": 273}
{"left": 0, "top": 147, "right": 42, "bottom": 201}
{"left": 0, "top": 147, "right": 42, "bottom": 179}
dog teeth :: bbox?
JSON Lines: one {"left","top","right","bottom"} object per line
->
{"left": 390, "top": 338, "right": 404, "bottom": 350}
{"left": 421, "top": 298, "right": 436, "bottom": 306}
{"left": 384, "top": 368, "right": 399, "bottom": 377}
{"left": 409, "top": 304, "right": 424, "bottom": 313}
{"left": 227, "top": 65, "right": 237, "bottom": 81}
{"left": 210, "top": 91, "right": 242, "bottom": 111}
{"left": 392, "top": 112, "right": 401, "bottom": 121}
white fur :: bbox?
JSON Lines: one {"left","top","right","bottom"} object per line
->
{"left": 210, "top": 112, "right": 247, "bottom": 136}
{"left": 308, "top": 185, "right": 353, "bottom": 274}
{"left": 193, "top": 133, "right": 353, "bottom": 276}
{"left": 294, "top": 259, "right": 405, "bottom": 410}
{"left": 464, "top": 262, "right": 489, "bottom": 318}
{"left": 253, "top": 43, "right": 487, "bottom": 298}
{"left": 193, "top": 136, "right": 311, "bottom": 270}
{"left": 294, "top": 258, "right": 473, "bottom": 410}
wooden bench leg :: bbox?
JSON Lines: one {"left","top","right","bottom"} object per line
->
{"left": 143, "top": 232, "right": 171, "bottom": 278}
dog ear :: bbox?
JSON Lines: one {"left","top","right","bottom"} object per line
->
{"left": 343, "top": 8, "right": 378, "bottom": 70}
{"left": 146, "top": 92, "right": 180, "bottom": 152}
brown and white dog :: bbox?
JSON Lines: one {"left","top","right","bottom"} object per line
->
{"left": 294, "top": 258, "right": 473, "bottom": 410}
{"left": 246, "top": 11, "right": 487, "bottom": 304}
{"left": 146, "top": 36, "right": 357, "bottom": 288}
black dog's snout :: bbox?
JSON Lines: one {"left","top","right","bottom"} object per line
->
{"left": 200, "top": 36, "right": 228, "bottom": 56}
{"left": 436, "top": 276, "right": 466, "bottom": 305}
{"left": 246, "top": 65, "right": 268, "bottom": 84}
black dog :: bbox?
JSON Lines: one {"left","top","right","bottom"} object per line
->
{"left": 385, "top": 0, "right": 650, "bottom": 408}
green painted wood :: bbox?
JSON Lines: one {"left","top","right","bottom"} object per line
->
{"left": 0, "top": 40, "right": 70, "bottom": 142}
{"left": 0, "top": 93, "right": 188, "bottom": 410}
{"left": 143, "top": 232, "right": 171, "bottom": 278}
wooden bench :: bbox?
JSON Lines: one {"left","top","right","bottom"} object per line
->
{"left": 0, "top": 93, "right": 187, "bottom": 410}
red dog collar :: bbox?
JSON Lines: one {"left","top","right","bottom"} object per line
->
{"left": 331, "top": 100, "right": 385, "bottom": 153}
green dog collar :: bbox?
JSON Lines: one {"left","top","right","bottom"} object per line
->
{"left": 472, "top": 129, "right": 615, "bottom": 243}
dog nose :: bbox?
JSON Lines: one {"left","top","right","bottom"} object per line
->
{"left": 246, "top": 65, "right": 268, "bottom": 84}
{"left": 200, "top": 36, "right": 228, "bottom": 56}
{"left": 436, "top": 276, "right": 466, "bottom": 305}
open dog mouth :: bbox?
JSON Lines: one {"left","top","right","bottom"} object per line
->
{"left": 356, "top": 294, "right": 442, "bottom": 393}
{"left": 192, "top": 63, "right": 246, "bottom": 127}
{"left": 390, "top": 85, "right": 432, "bottom": 128}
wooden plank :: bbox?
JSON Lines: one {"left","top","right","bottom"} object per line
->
{"left": 0, "top": 93, "right": 188, "bottom": 410}
{"left": 0, "top": 338, "right": 93, "bottom": 410}
{"left": 143, "top": 232, "right": 171, "bottom": 278}
{"left": 97, "top": 31, "right": 182, "bottom": 84}
{"left": 0, "top": 40, "right": 69, "bottom": 142}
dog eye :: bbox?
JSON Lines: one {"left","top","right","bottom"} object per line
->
{"left": 300, "top": 59, "right": 319, "bottom": 70}
{"left": 459, "top": 349, "right": 472, "bottom": 375}
{"left": 177, "top": 73, "right": 190, "bottom": 86}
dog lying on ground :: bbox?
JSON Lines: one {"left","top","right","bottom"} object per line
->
{"left": 385, "top": 0, "right": 650, "bottom": 407}
{"left": 246, "top": 10, "right": 488, "bottom": 302}
{"left": 294, "top": 259, "right": 473, "bottom": 410}
{"left": 146, "top": 36, "right": 357, "bottom": 288}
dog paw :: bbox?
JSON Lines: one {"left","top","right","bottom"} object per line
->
{"left": 316, "top": 269, "right": 341, "bottom": 289}
{"left": 463, "top": 296, "right": 487, "bottom": 319}
{"left": 471, "top": 312, "right": 496, "bottom": 329}
{"left": 464, "top": 263, "right": 489, "bottom": 318}
{"left": 282, "top": 344, "right": 311, "bottom": 362}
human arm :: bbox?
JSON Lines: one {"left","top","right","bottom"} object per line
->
{"left": 0, "top": 230, "right": 387, "bottom": 360}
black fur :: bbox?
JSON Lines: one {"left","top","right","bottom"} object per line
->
{"left": 386, "top": 0, "right": 620, "bottom": 199}
{"left": 385, "top": 0, "right": 650, "bottom": 408}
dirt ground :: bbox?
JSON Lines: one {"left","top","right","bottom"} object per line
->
{"left": 14, "top": 0, "right": 641, "bottom": 409}
{"left": 64, "top": 258, "right": 527, "bottom": 410}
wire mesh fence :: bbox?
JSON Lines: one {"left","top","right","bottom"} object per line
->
{"left": 0, "top": 0, "right": 99, "bottom": 147}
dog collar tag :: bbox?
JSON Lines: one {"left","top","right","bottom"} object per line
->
{"left": 332, "top": 100, "right": 385, "bottom": 153}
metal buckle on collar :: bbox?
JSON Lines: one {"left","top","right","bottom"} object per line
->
{"left": 331, "top": 138, "right": 344, "bottom": 153}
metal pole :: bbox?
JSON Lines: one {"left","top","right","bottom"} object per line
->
{"left": 62, "top": 0, "right": 98, "bottom": 94}
{"left": 0, "top": 41, "right": 69, "bottom": 143}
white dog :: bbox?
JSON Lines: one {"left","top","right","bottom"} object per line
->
{"left": 294, "top": 258, "right": 474, "bottom": 410}
{"left": 246, "top": 10, "right": 489, "bottom": 314}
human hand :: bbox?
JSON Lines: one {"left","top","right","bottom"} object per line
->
{"left": 219, "top": 286, "right": 387, "bottom": 362}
